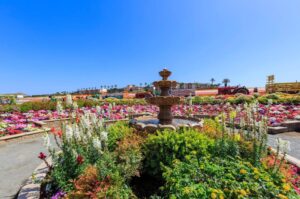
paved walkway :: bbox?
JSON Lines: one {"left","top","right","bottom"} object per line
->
{"left": 0, "top": 134, "right": 54, "bottom": 199}
{"left": 268, "top": 132, "right": 300, "bottom": 160}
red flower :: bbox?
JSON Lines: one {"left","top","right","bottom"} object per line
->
{"left": 76, "top": 155, "right": 84, "bottom": 165}
{"left": 76, "top": 117, "right": 80, "bottom": 123}
{"left": 50, "top": 127, "right": 62, "bottom": 138}
{"left": 50, "top": 127, "right": 56, "bottom": 133}
{"left": 56, "top": 130, "right": 62, "bottom": 138}
{"left": 38, "top": 152, "right": 47, "bottom": 160}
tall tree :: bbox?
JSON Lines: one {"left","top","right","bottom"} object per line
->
{"left": 222, "top": 78, "right": 230, "bottom": 87}
{"left": 210, "top": 78, "right": 215, "bottom": 85}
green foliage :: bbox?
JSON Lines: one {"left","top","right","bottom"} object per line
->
{"left": 76, "top": 99, "right": 101, "bottom": 108}
{"left": 213, "top": 138, "right": 240, "bottom": 158}
{"left": 192, "top": 96, "right": 221, "bottom": 105}
{"left": 19, "top": 101, "right": 57, "bottom": 112}
{"left": 143, "top": 128, "right": 214, "bottom": 176}
{"left": 161, "top": 157, "right": 299, "bottom": 199}
{"left": 95, "top": 153, "right": 137, "bottom": 198}
{"left": 229, "top": 94, "right": 253, "bottom": 104}
{"left": 45, "top": 117, "right": 299, "bottom": 198}
{"left": 51, "top": 145, "right": 86, "bottom": 191}
{"left": 107, "top": 121, "right": 134, "bottom": 151}
{"left": 266, "top": 93, "right": 280, "bottom": 100}
{"left": 114, "top": 134, "right": 143, "bottom": 179}
{"left": 101, "top": 98, "right": 147, "bottom": 105}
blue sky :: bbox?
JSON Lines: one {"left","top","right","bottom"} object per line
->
{"left": 0, "top": 0, "right": 300, "bottom": 94}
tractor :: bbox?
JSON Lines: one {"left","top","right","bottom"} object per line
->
{"left": 218, "top": 86, "right": 249, "bottom": 95}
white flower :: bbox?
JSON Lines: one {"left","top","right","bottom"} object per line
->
{"left": 71, "top": 112, "right": 76, "bottom": 119}
{"left": 81, "top": 116, "right": 90, "bottom": 129}
{"left": 92, "top": 137, "right": 102, "bottom": 151}
{"left": 239, "top": 117, "right": 245, "bottom": 127}
{"left": 96, "top": 106, "right": 101, "bottom": 114}
{"left": 86, "top": 128, "right": 92, "bottom": 138}
{"left": 198, "top": 120, "right": 204, "bottom": 127}
{"left": 268, "top": 99, "right": 273, "bottom": 105}
{"left": 43, "top": 133, "right": 51, "bottom": 150}
{"left": 72, "top": 101, "right": 78, "bottom": 109}
{"left": 72, "top": 149, "right": 78, "bottom": 157}
{"left": 100, "top": 131, "right": 108, "bottom": 141}
{"left": 72, "top": 124, "right": 81, "bottom": 141}
{"left": 66, "top": 94, "right": 73, "bottom": 106}
{"left": 65, "top": 125, "right": 73, "bottom": 141}
{"left": 90, "top": 113, "right": 98, "bottom": 125}
{"left": 276, "top": 138, "right": 291, "bottom": 154}
{"left": 56, "top": 101, "right": 64, "bottom": 114}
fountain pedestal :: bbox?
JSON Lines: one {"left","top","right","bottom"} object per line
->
{"left": 146, "top": 69, "right": 180, "bottom": 125}
{"left": 158, "top": 105, "right": 173, "bottom": 125}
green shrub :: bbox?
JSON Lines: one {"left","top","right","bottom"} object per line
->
{"left": 107, "top": 121, "right": 135, "bottom": 151}
{"left": 161, "top": 157, "right": 299, "bottom": 199}
{"left": 266, "top": 93, "right": 280, "bottom": 100}
{"left": 193, "top": 96, "right": 221, "bottom": 105}
{"left": 143, "top": 128, "right": 214, "bottom": 176}
{"left": 257, "top": 96, "right": 269, "bottom": 104}
{"left": 19, "top": 101, "right": 57, "bottom": 112}
{"left": 231, "top": 95, "right": 253, "bottom": 104}
{"left": 114, "top": 134, "right": 143, "bottom": 179}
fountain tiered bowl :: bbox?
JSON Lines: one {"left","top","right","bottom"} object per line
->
{"left": 130, "top": 69, "right": 203, "bottom": 133}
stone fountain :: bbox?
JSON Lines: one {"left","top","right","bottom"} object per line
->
{"left": 146, "top": 69, "right": 180, "bottom": 125}
{"left": 130, "top": 69, "right": 203, "bottom": 133}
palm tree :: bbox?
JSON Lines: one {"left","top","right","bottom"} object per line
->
{"left": 210, "top": 78, "right": 215, "bottom": 85}
{"left": 222, "top": 78, "right": 230, "bottom": 87}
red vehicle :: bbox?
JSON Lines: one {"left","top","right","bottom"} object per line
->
{"left": 218, "top": 86, "right": 249, "bottom": 95}
{"left": 135, "top": 92, "right": 154, "bottom": 98}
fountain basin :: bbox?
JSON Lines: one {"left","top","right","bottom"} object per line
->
{"left": 130, "top": 115, "right": 203, "bottom": 133}
{"left": 153, "top": 80, "right": 177, "bottom": 88}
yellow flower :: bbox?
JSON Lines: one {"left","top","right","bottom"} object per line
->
{"left": 281, "top": 178, "right": 286, "bottom": 183}
{"left": 277, "top": 194, "right": 288, "bottom": 199}
{"left": 219, "top": 195, "right": 224, "bottom": 199}
{"left": 229, "top": 111, "right": 237, "bottom": 119}
{"left": 282, "top": 183, "right": 291, "bottom": 192}
{"left": 239, "top": 189, "right": 247, "bottom": 196}
{"left": 233, "top": 134, "right": 241, "bottom": 141}
{"left": 253, "top": 168, "right": 259, "bottom": 174}
{"left": 183, "top": 187, "right": 191, "bottom": 194}
{"left": 211, "top": 192, "right": 217, "bottom": 199}
{"left": 240, "top": 169, "right": 247, "bottom": 175}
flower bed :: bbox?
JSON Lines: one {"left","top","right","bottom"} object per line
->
{"left": 1, "top": 98, "right": 300, "bottom": 137}
{"left": 38, "top": 108, "right": 300, "bottom": 198}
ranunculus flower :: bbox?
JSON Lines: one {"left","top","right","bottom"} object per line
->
{"left": 76, "top": 155, "right": 84, "bottom": 164}
{"left": 38, "top": 152, "right": 47, "bottom": 160}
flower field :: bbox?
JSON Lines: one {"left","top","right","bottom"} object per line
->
{"left": 1, "top": 97, "right": 300, "bottom": 137}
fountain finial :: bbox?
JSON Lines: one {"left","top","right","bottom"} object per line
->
{"left": 159, "top": 68, "right": 171, "bottom": 80}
